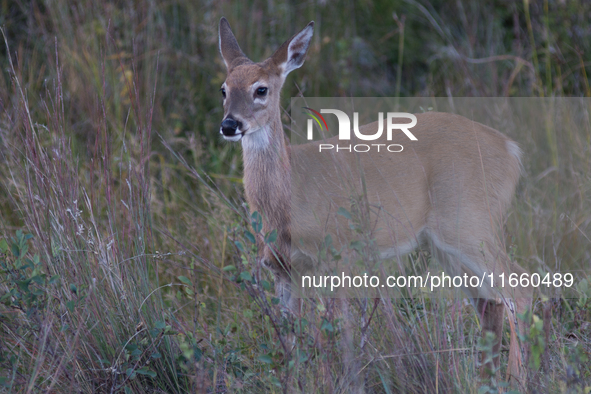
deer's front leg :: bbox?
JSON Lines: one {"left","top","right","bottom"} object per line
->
{"left": 259, "top": 251, "right": 296, "bottom": 316}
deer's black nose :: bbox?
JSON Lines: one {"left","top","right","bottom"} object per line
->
{"left": 220, "top": 117, "right": 242, "bottom": 136}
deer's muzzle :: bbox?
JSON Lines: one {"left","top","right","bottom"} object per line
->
{"left": 220, "top": 117, "right": 243, "bottom": 139}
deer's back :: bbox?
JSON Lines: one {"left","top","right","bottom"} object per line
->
{"left": 290, "top": 111, "right": 521, "bottom": 256}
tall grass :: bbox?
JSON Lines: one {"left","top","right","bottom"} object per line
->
{"left": 1, "top": 0, "right": 590, "bottom": 393}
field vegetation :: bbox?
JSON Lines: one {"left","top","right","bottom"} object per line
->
{"left": 1, "top": 0, "right": 590, "bottom": 392}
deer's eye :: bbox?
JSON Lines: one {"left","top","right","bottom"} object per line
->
{"left": 220, "top": 88, "right": 226, "bottom": 98}
{"left": 256, "top": 87, "right": 268, "bottom": 97}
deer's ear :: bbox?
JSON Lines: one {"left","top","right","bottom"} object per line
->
{"left": 219, "top": 17, "right": 250, "bottom": 71}
{"left": 271, "top": 22, "right": 314, "bottom": 78}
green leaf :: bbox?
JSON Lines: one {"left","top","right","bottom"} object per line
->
{"left": 155, "top": 320, "right": 166, "bottom": 330}
{"left": 11, "top": 243, "right": 19, "bottom": 258}
{"left": 0, "top": 239, "right": 8, "bottom": 253}
{"left": 126, "top": 368, "right": 136, "bottom": 379}
{"left": 240, "top": 271, "right": 252, "bottom": 282}
{"left": 295, "top": 318, "right": 308, "bottom": 332}
{"left": 69, "top": 283, "right": 77, "bottom": 294}
{"left": 241, "top": 255, "right": 249, "bottom": 266}
{"left": 136, "top": 368, "right": 156, "bottom": 378}
{"left": 0, "top": 293, "right": 12, "bottom": 304}
{"left": 223, "top": 265, "right": 236, "bottom": 272}
{"left": 234, "top": 241, "right": 244, "bottom": 252}
{"left": 350, "top": 240, "right": 364, "bottom": 252}
{"left": 178, "top": 276, "right": 192, "bottom": 286}
{"left": 16, "top": 279, "right": 31, "bottom": 292}
{"left": 261, "top": 280, "right": 272, "bottom": 291}
{"left": 337, "top": 207, "right": 351, "bottom": 219}
{"left": 477, "top": 386, "right": 491, "bottom": 394}
{"left": 244, "top": 231, "right": 256, "bottom": 244}
{"left": 32, "top": 288, "right": 44, "bottom": 296}
{"left": 577, "top": 278, "right": 588, "bottom": 293}
{"left": 264, "top": 229, "right": 277, "bottom": 244}
{"left": 258, "top": 354, "right": 273, "bottom": 364}
{"left": 251, "top": 211, "right": 263, "bottom": 233}
{"left": 321, "top": 320, "right": 334, "bottom": 332}
{"left": 194, "top": 346, "right": 203, "bottom": 362}
{"left": 271, "top": 376, "right": 282, "bottom": 387}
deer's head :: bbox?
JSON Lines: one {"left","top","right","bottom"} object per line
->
{"left": 218, "top": 17, "right": 314, "bottom": 142}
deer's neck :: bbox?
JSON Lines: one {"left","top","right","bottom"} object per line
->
{"left": 241, "top": 117, "right": 290, "bottom": 221}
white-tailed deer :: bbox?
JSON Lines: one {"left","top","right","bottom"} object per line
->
{"left": 218, "top": 17, "right": 530, "bottom": 386}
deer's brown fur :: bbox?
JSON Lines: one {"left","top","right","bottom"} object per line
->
{"left": 217, "top": 17, "right": 531, "bottom": 387}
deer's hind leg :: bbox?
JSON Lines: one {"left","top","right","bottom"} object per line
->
{"left": 476, "top": 298, "right": 506, "bottom": 378}
{"left": 478, "top": 296, "right": 530, "bottom": 389}
{"left": 505, "top": 296, "right": 530, "bottom": 388}
{"left": 426, "top": 228, "right": 520, "bottom": 383}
